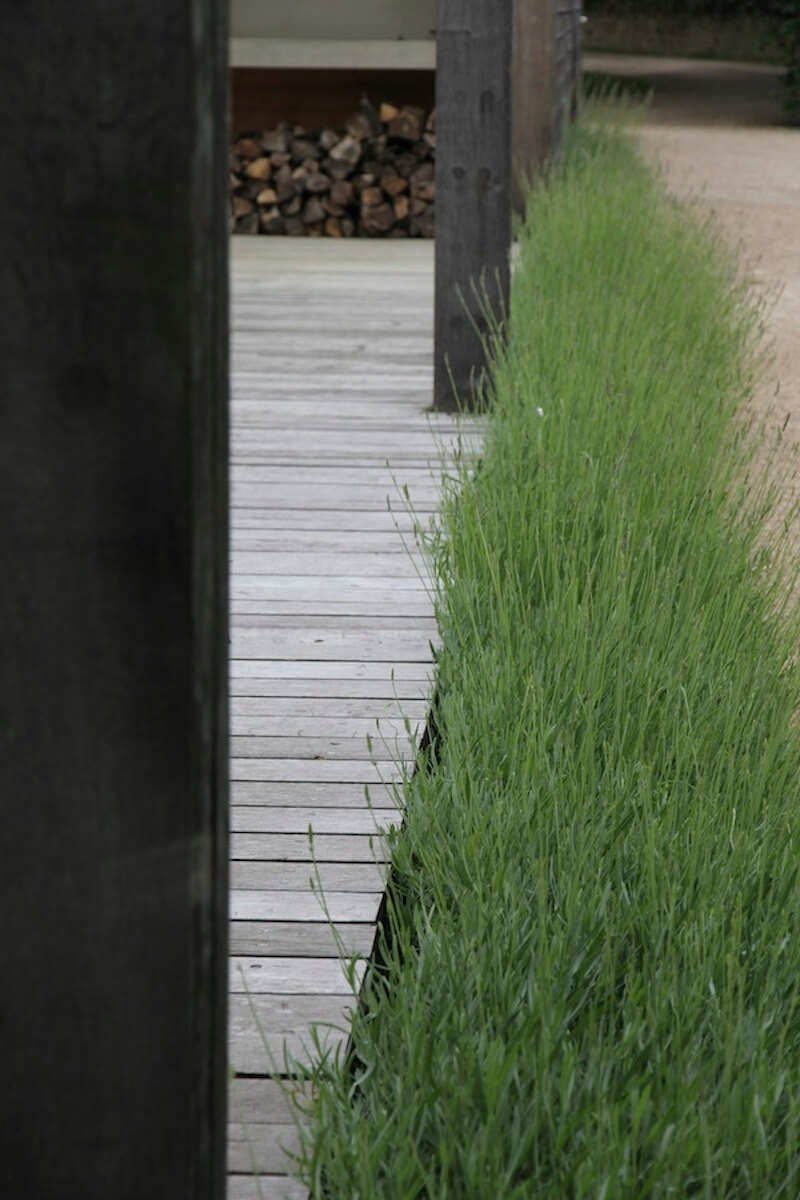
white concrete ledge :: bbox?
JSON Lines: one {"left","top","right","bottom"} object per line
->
{"left": 230, "top": 37, "right": 436, "bottom": 70}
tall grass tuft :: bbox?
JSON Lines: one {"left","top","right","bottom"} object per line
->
{"left": 298, "top": 115, "right": 800, "bottom": 1198}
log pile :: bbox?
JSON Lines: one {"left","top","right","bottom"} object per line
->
{"left": 230, "top": 100, "right": 435, "bottom": 238}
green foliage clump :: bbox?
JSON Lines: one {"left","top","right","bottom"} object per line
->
{"left": 297, "top": 115, "right": 800, "bottom": 1198}
{"left": 765, "top": 1, "right": 800, "bottom": 120}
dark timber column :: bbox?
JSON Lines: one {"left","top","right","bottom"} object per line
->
{"left": 0, "top": 5, "right": 229, "bottom": 1199}
{"left": 434, "top": 0, "right": 514, "bottom": 411}
{"left": 513, "top": 0, "right": 556, "bottom": 213}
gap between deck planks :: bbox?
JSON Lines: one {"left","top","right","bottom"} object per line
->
{"left": 227, "top": 238, "right": 474, "bottom": 1197}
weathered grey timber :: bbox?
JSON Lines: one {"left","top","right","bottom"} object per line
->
{"left": 434, "top": 0, "right": 514, "bottom": 411}
{"left": 227, "top": 238, "right": 468, "bottom": 1194}
{"left": 0, "top": 4, "right": 229, "bottom": 1198}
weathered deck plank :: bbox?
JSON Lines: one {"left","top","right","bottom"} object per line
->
{"left": 231, "top": 807, "right": 398, "bottom": 832}
{"left": 230, "top": 957, "right": 366, "bottom": 994}
{"left": 228, "top": 1178, "right": 308, "bottom": 1200}
{"left": 230, "top": 759, "right": 404, "bottom": 784}
{"left": 231, "top": 890, "right": 383, "bottom": 923}
{"left": 230, "top": 921, "right": 376, "bottom": 959}
{"left": 232, "top": 697, "right": 428, "bottom": 718}
{"left": 231, "top": 862, "right": 387, "bottom": 892}
{"left": 230, "top": 658, "right": 433, "bottom": 680}
{"left": 230, "top": 736, "right": 416, "bottom": 762}
{"left": 227, "top": 239, "right": 463, "bottom": 1197}
{"left": 231, "top": 832, "right": 390, "bottom": 863}
{"left": 230, "top": 781, "right": 401, "bottom": 807}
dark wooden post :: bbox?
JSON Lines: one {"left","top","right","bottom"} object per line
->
{"left": 434, "top": 0, "right": 514, "bottom": 411}
{"left": 0, "top": 4, "right": 229, "bottom": 1198}
{"left": 513, "top": 0, "right": 556, "bottom": 213}
{"left": 513, "top": 0, "right": 584, "bottom": 212}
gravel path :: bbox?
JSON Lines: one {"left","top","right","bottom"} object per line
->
{"left": 586, "top": 54, "right": 800, "bottom": 532}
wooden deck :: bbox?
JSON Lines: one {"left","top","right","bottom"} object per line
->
{"left": 227, "top": 238, "right": 467, "bottom": 1198}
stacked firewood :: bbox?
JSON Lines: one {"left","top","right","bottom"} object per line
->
{"left": 230, "top": 100, "right": 435, "bottom": 238}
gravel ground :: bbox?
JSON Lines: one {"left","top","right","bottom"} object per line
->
{"left": 587, "top": 53, "right": 800, "bottom": 540}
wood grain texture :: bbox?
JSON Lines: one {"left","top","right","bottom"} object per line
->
{"left": 227, "top": 1175, "right": 308, "bottom": 1200}
{"left": 230, "top": 780, "right": 401, "bottom": 807}
{"left": 231, "top": 600, "right": 435, "bottom": 619}
{"left": 229, "top": 1013, "right": 349, "bottom": 1077}
{"left": 227, "top": 239, "right": 474, "bottom": 1196}
{"left": 232, "top": 614, "right": 436, "bottom": 631}
{"left": 230, "top": 806, "right": 399, "bottom": 833}
{"left": 0, "top": 6, "right": 228, "bottom": 1199}
{"left": 230, "top": 629, "right": 437, "bottom": 663}
{"left": 230, "top": 890, "right": 384, "bottom": 923}
{"left": 229, "top": 511, "right": 423, "bottom": 531}
{"left": 230, "top": 861, "right": 388, "bottom": 892}
{"left": 230, "top": 957, "right": 366, "bottom": 995}
{"left": 229, "top": 735, "right": 414, "bottom": 762}
{"left": 231, "top": 581, "right": 432, "bottom": 608}
{"left": 230, "top": 758, "right": 403, "bottom": 784}
{"left": 231, "top": 697, "right": 428, "bottom": 719}
{"left": 230, "top": 658, "right": 434, "bottom": 679}
{"left": 231, "top": 832, "right": 390, "bottom": 863}
{"left": 229, "top": 717, "right": 421, "bottom": 742}
{"left": 229, "top": 532, "right": 421, "bottom": 553}
{"left": 513, "top": 0, "right": 556, "bottom": 211}
{"left": 227, "top": 1125, "right": 304, "bottom": 1176}
{"left": 230, "top": 552, "right": 433, "bottom": 578}
{"left": 434, "top": 0, "right": 514, "bottom": 410}
{"left": 230, "top": 678, "right": 430, "bottom": 700}
{"left": 230, "top": 1079, "right": 310, "bottom": 1124}
{"left": 230, "top": 921, "right": 376, "bottom": 958}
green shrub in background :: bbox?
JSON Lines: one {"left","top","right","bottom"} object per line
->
{"left": 766, "top": 1, "right": 800, "bottom": 120}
